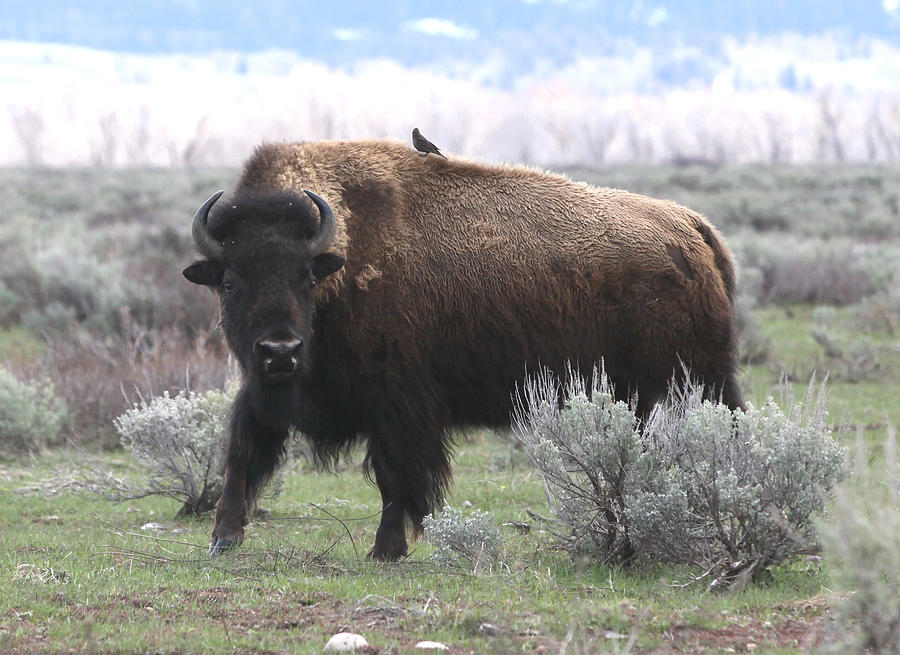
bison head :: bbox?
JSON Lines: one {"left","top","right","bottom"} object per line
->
{"left": 182, "top": 189, "right": 345, "bottom": 384}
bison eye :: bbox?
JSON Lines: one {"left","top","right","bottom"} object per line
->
{"left": 223, "top": 277, "right": 234, "bottom": 293}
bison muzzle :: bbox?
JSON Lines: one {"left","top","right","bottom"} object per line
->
{"left": 183, "top": 140, "right": 744, "bottom": 561}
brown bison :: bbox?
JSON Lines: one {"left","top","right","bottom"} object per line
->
{"left": 183, "top": 140, "right": 743, "bottom": 561}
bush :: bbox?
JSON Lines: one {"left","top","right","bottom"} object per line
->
{"left": 733, "top": 235, "right": 883, "bottom": 306}
{"left": 0, "top": 366, "right": 68, "bottom": 456}
{"left": 102, "top": 387, "right": 235, "bottom": 517}
{"left": 0, "top": 280, "right": 20, "bottom": 326}
{"left": 854, "top": 280, "right": 900, "bottom": 336}
{"left": 513, "top": 367, "right": 846, "bottom": 586}
{"left": 423, "top": 505, "right": 504, "bottom": 572}
{"left": 40, "top": 326, "right": 231, "bottom": 445}
{"left": 734, "top": 292, "right": 771, "bottom": 365}
{"left": 822, "top": 428, "right": 900, "bottom": 655}
{"left": 810, "top": 327, "right": 881, "bottom": 383}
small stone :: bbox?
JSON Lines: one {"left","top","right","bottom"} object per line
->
{"left": 324, "top": 632, "right": 368, "bottom": 652}
{"left": 747, "top": 644, "right": 758, "bottom": 651}
{"left": 140, "top": 522, "right": 164, "bottom": 531}
{"left": 478, "top": 622, "right": 501, "bottom": 636}
{"left": 603, "top": 630, "right": 627, "bottom": 639}
{"left": 415, "top": 641, "right": 448, "bottom": 650}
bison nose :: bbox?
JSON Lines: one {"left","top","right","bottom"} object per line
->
{"left": 255, "top": 339, "right": 303, "bottom": 376}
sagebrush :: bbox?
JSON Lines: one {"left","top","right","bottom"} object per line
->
{"left": 0, "top": 366, "right": 68, "bottom": 456}
{"left": 822, "top": 427, "right": 899, "bottom": 655}
{"left": 100, "top": 387, "right": 234, "bottom": 517}
{"left": 513, "top": 367, "right": 846, "bottom": 585}
{"left": 423, "top": 505, "right": 504, "bottom": 572}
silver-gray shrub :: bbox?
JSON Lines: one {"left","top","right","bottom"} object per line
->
{"left": 512, "top": 367, "right": 644, "bottom": 561}
{"left": 822, "top": 427, "right": 899, "bottom": 655}
{"left": 107, "top": 387, "right": 233, "bottom": 517}
{"left": 0, "top": 366, "right": 68, "bottom": 456}
{"left": 635, "top": 380, "right": 845, "bottom": 570}
{"left": 423, "top": 505, "right": 504, "bottom": 572}
{"left": 514, "top": 367, "right": 846, "bottom": 577}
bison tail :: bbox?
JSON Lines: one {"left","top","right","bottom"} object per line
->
{"left": 691, "top": 217, "right": 737, "bottom": 304}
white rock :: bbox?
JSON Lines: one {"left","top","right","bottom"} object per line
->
{"left": 415, "top": 640, "right": 449, "bottom": 650}
{"left": 140, "top": 522, "right": 164, "bottom": 531}
{"left": 324, "top": 632, "right": 368, "bottom": 651}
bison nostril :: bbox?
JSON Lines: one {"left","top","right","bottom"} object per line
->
{"left": 256, "top": 339, "right": 303, "bottom": 374}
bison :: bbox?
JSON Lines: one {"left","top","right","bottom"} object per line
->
{"left": 182, "top": 140, "right": 743, "bottom": 561}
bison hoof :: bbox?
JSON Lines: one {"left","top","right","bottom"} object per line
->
{"left": 366, "top": 533, "right": 408, "bottom": 562}
{"left": 366, "top": 546, "right": 406, "bottom": 562}
{"left": 209, "top": 537, "right": 239, "bottom": 556}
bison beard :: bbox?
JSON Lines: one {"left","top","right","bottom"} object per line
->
{"left": 183, "top": 140, "right": 744, "bottom": 561}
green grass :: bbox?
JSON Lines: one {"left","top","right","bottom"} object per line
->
{"left": 0, "top": 327, "right": 44, "bottom": 367}
{"left": 1, "top": 425, "right": 843, "bottom": 654}
{"left": 744, "top": 305, "right": 900, "bottom": 450}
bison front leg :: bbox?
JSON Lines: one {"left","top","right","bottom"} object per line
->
{"left": 210, "top": 452, "right": 249, "bottom": 555}
{"left": 210, "top": 401, "right": 289, "bottom": 555}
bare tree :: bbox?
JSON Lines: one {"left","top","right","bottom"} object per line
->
{"left": 581, "top": 116, "right": 618, "bottom": 165}
{"left": 125, "top": 106, "right": 152, "bottom": 166}
{"left": 624, "top": 116, "right": 654, "bottom": 162}
{"left": 816, "top": 90, "right": 846, "bottom": 162}
{"left": 168, "top": 117, "right": 218, "bottom": 167}
{"left": 762, "top": 111, "right": 793, "bottom": 163}
{"left": 866, "top": 98, "right": 900, "bottom": 162}
{"left": 10, "top": 107, "right": 45, "bottom": 167}
{"left": 90, "top": 112, "right": 119, "bottom": 167}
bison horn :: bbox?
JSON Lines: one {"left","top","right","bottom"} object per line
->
{"left": 304, "top": 190, "right": 337, "bottom": 256}
{"left": 191, "top": 190, "right": 225, "bottom": 261}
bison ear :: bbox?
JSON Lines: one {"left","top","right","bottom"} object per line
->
{"left": 312, "top": 252, "right": 345, "bottom": 281}
{"left": 182, "top": 260, "right": 224, "bottom": 286}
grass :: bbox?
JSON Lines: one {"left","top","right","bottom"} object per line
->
{"left": 0, "top": 326, "right": 888, "bottom": 654}
{"left": 0, "top": 327, "right": 44, "bottom": 368}
{"left": 1, "top": 434, "right": 839, "bottom": 654}
{"left": 744, "top": 305, "right": 900, "bottom": 449}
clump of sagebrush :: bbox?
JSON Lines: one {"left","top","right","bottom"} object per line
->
{"left": 513, "top": 367, "right": 642, "bottom": 563}
{"left": 854, "top": 279, "right": 900, "bottom": 336}
{"left": 513, "top": 366, "right": 846, "bottom": 586}
{"left": 102, "top": 387, "right": 234, "bottom": 517}
{"left": 809, "top": 326, "right": 881, "bottom": 382}
{"left": 423, "top": 505, "right": 504, "bottom": 572}
{"left": 822, "top": 427, "right": 899, "bottom": 655}
{"left": 0, "top": 366, "right": 68, "bottom": 457}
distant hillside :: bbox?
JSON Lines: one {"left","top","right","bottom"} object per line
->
{"left": 3, "top": 0, "right": 899, "bottom": 83}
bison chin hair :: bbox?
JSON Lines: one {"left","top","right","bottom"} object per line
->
{"left": 240, "top": 374, "right": 302, "bottom": 434}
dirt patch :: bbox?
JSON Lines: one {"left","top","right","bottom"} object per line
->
{"left": 648, "top": 595, "right": 835, "bottom": 654}
{"left": 2, "top": 590, "right": 840, "bottom": 654}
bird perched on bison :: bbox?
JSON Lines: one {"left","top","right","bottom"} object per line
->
{"left": 183, "top": 139, "right": 743, "bottom": 562}
{"left": 412, "top": 128, "right": 446, "bottom": 158}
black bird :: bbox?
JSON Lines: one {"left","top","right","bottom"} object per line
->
{"left": 412, "top": 128, "right": 446, "bottom": 158}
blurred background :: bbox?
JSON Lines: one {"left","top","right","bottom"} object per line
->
{"left": 0, "top": 0, "right": 898, "bottom": 449}
{"left": 4, "top": 0, "right": 900, "bottom": 166}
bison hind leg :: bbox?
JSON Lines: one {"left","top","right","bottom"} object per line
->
{"left": 720, "top": 370, "right": 745, "bottom": 412}
{"left": 364, "top": 436, "right": 452, "bottom": 562}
